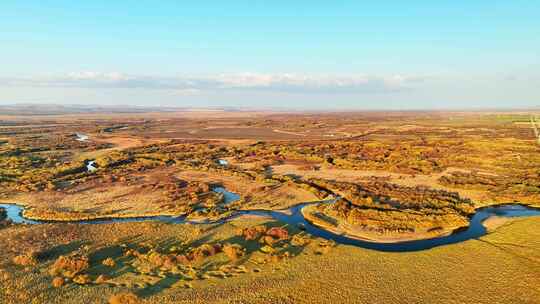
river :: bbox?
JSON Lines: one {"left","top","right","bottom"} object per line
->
{"left": 1, "top": 188, "right": 539, "bottom": 252}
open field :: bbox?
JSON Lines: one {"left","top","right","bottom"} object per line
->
{"left": 0, "top": 110, "right": 539, "bottom": 303}
{"left": 1, "top": 110, "right": 539, "bottom": 230}
{"left": 0, "top": 215, "right": 539, "bottom": 304}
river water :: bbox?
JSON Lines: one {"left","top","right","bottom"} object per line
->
{"left": 75, "top": 133, "right": 89, "bottom": 142}
{"left": 1, "top": 188, "right": 539, "bottom": 252}
{"left": 217, "top": 159, "right": 228, "bottom": 166}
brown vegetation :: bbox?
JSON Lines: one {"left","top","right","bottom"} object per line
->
{"left": 0, "top": 111, "right": 539, "bottom": 303}
{"left": 51, "top": 276, "right": 65, "bottom": 288}
{"left": 12, "top": 253, "right": 38, "bottom": 266}
{"left": 301, "top": 178, "right": 475, "bottom": 241}
{"left": 109, "top": 292, "right": 140, "bottom": 304}
{"left": 50, "top": 255, "right": 90, "bottom": 278}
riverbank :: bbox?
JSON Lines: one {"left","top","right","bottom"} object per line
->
{"left": 301, "top": 202, "right": 540, "bottom": 245}
{"left": 482, "top": 216, "right": 512, "bottom": 232}
{"left": 1, "top": 213, "right": 539, "bottom": 304}
{"left": 301, "top": 204, "right": 461, "bottom": 243}
{"left": 3, "top": 198, "right": 540, "bottom": 253}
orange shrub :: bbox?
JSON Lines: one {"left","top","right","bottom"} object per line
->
{"left": 13, "top": 254, "right": 38, "bottom": 266}
{"left": 102, "top": 257, "right": 116, "bottom": 267}
{"left": 50, "top": 255, "right": 89, "bottom": 278}
{"left": 73, "top": 274, "right": 91, "bottom": 285}
{"left": 52, "top": 277, "right": 64, "bottom": 288}
{"left": 223, "top": 243, "right": 245, "bottom": 261}
{"left": 266, "top": 227, "right": 289, "bottom": 240}
{"left": 237, "top": 225, "right": 267, "bottom": 241}
{"left": 109, "top": 292, "right": 140, "bottom": 304}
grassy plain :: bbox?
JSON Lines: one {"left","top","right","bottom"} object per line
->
{"left": 0, "top": 215, "right": 538, "bottom": 303}
{"left": 0, "top": 109, "right": 539, "bottom": 303}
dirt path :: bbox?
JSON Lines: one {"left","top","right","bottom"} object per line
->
{"left": 272, "top": 129, "right": 307, "bottom": 137}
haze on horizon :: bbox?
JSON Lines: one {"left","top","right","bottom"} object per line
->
{"left": 1, "top": 1, "right": 539, "bottom": 110}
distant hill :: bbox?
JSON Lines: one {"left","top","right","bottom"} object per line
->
{"left": 0, "top": 104, "right": 245, "bottom": 115}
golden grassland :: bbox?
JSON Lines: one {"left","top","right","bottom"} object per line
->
{"left": 1, "top": 111, "right": 540, "bottom": 303}
{"left": 301, "top": 204, "right": 463, "bottom": 243}
{"left": 0, "top": 215, "right": 538, "bottom": 303}
{"left": 175, "top": 170, "right": 320, "bottom": 210}
{"left": 0, "top": 111, "right": 539, "bottom": 237}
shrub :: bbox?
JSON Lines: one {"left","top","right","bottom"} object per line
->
{"left": 52, "top": 277, "right": 64, "bottom": 288}
{"left": 291, "top": 234, "right": 311, "bottom": 247}
{"left": 222, "top": 244, "right": 245, "bottom": 261}
{"left": 50, "top": 255, "right": 89, "bottom": 278}
{"left": 260, "top": 235, "right": 277, "bottom": 246}
{"left": 237, "top": 225, "right": 267, "bottom": 241}
{"left": 266, "top": 227, "right": 289, "bottom": 240}
{"left": 109, "top": 292, "right": 140, "bottom": 304}
{"left": 102, "top": 257, "right": 116, "bottom": 267}
{"left": 186, "top": 244, "right": 222, "bottom": 263}
{"left": 73, "top": 274, "right": 91, "bottom": 285}
{"left": 13, "top": 254, "right": 38, "bottom": 266}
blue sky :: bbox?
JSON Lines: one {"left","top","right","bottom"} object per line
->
{"left": 1, "top": 1, "right": 539, "bottom": 109}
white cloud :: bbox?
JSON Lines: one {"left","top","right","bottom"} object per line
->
{"left": 0, "top": 72, "right": 425, "bottom": 94}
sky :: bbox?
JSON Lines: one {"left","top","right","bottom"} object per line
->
{"left": 0, "top": 1, "right": 539, "bottom": 110}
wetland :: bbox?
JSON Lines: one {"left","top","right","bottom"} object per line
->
{"left": 0, "top": 110, "right": 539, "bottom": 303}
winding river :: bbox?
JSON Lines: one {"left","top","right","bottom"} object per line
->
{"left": 1, "top": 188, "right": 539, "bottom": 252}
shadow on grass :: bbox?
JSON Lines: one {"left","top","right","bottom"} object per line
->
{"left": 76, "top": 219, "right": 313, "bottom": 300}
{"left": 37, "top": 240, "right": 88, "bottom": 262}
{"left": 212, "top": 220, "right": 311, "bottom": 265}
{"left": 85, "top": 235, "right": 149, "bottom": 278}
{"left": 137, "top": 275, "right": 184, "bottom": 298}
